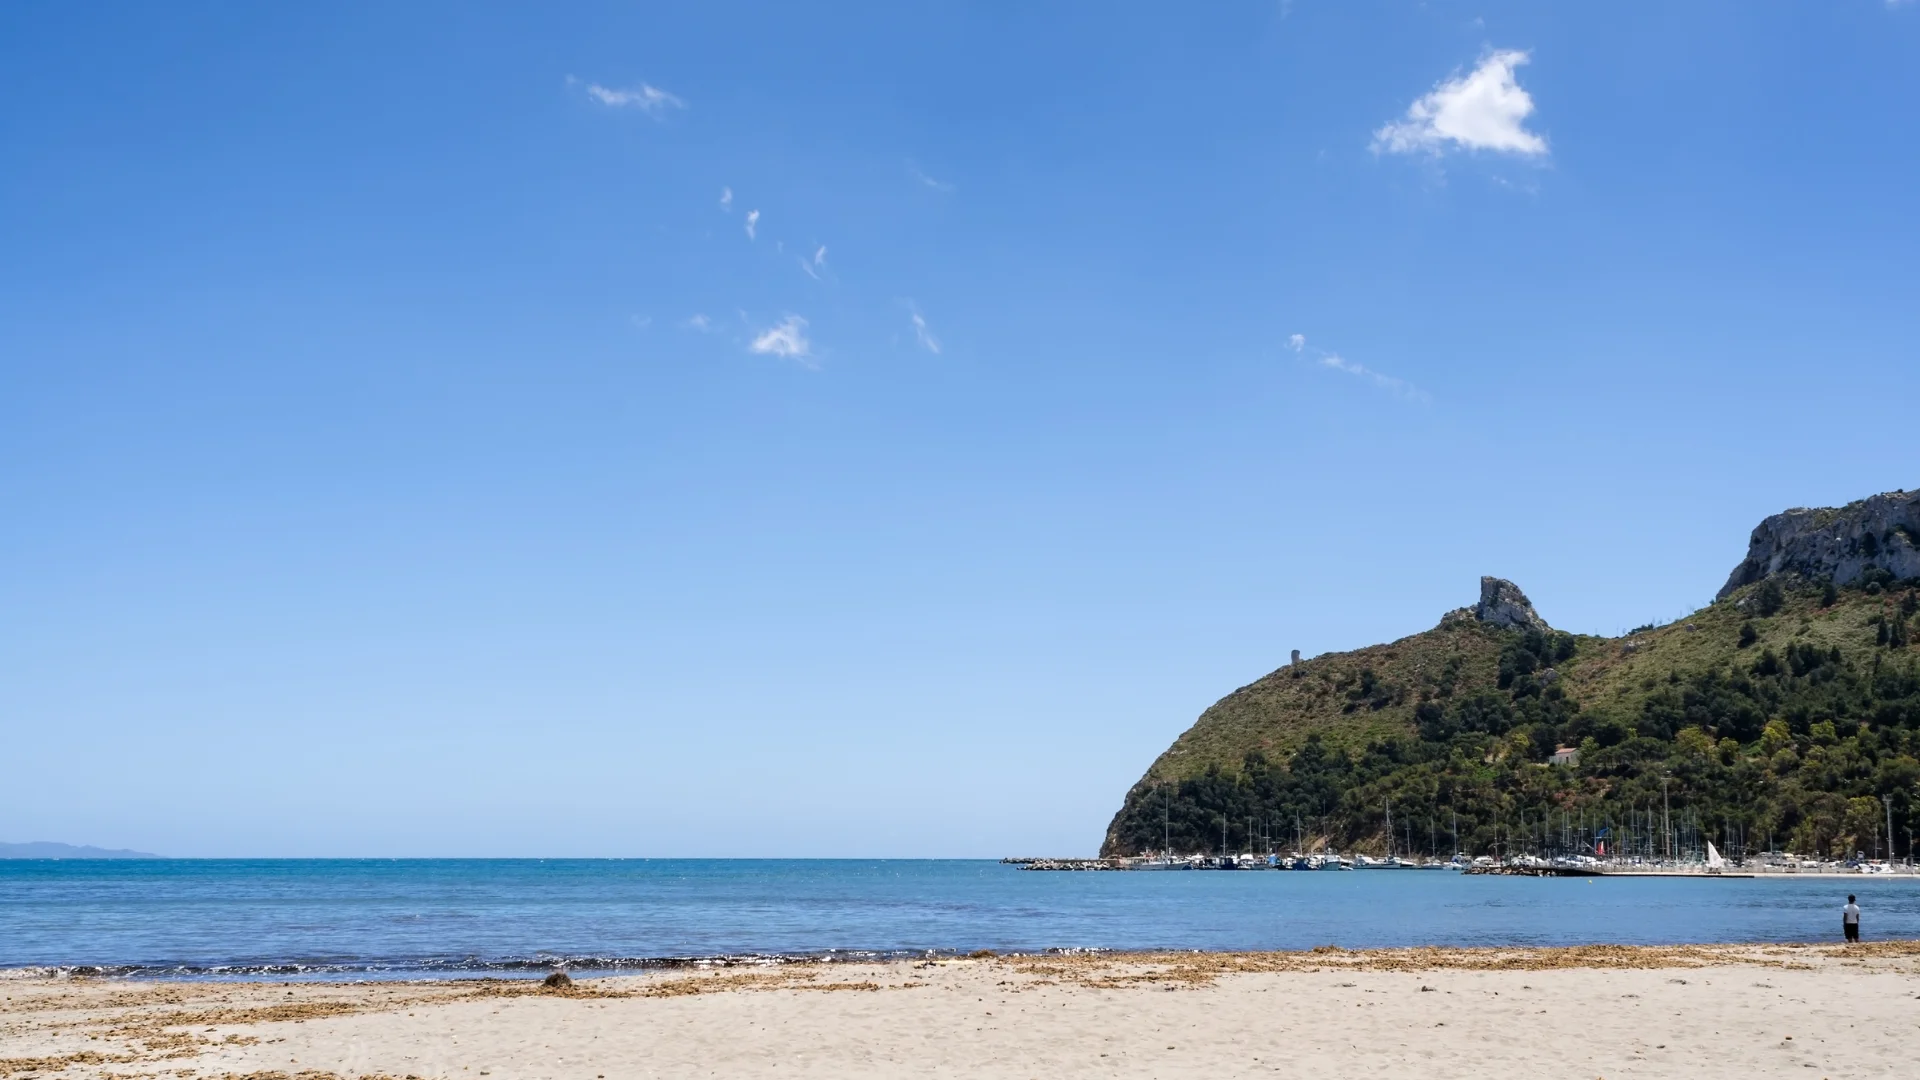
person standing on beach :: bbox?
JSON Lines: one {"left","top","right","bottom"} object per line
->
{"left": 1843, "top": 895, "right": 1861, "bottom": 942}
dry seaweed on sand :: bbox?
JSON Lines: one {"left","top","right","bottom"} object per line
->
{"left": 1006, "top": 940, "right": 1920, "bottom": 989}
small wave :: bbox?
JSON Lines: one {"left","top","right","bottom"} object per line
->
{"left": 4, "top": 947, "right": 1087, "bottom": 981}
{"left": 0, "top": 967, "right": 64, "bottom": 980}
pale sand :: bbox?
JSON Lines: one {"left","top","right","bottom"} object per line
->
{"left": 6, "top": 943, "right": 1920, "bottom": 1079}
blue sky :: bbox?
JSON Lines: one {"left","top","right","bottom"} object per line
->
{"left": 3, "top": 2, "right": 1917, "bottom": 857}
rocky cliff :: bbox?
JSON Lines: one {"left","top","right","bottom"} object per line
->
{"left": 1718, "top": 488, "right": 1920, "bottom": 599}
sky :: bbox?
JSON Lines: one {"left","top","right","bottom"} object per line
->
{"left": 3, "top": 2, "right": 1917, "bottom": 858}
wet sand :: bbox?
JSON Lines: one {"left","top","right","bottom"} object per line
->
{"left": 6, "top": 942, "right": 1920, "bottom": 1079}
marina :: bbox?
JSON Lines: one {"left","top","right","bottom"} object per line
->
{"left": 1073, "top": 795, "right": 1920, "bottom": 875}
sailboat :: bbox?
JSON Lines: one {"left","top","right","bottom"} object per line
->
{"left": 1136, "top": 784, "right": 1191, "bottom": 869}
{"left": 1706, "top": 841, "right": 1725, "bottom": 875}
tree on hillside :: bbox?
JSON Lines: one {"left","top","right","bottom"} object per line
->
{"left": 1756, "top": 579, "right": 1786, "bottom": 617}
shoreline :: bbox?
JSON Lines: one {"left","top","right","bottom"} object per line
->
{"left": 11, "top": 932, "right": 1920, "bottom": 983}
{"left": 3, "top": 933, "right": 1920, "bottom": 983}
{"left": 9, "top": 934, "right": 1918, "bottom": 983}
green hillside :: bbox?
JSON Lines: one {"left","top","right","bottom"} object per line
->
{"left": 1101, "top": 572, "right": 1920, "bottom": 860}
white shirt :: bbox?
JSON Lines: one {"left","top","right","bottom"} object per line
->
{"left": 1844, "top": 903, "right": 1861, "bottom": 924}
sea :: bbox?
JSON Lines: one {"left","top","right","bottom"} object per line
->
{"left": 4, "top": 859, "right": 1918, "bottom": 979}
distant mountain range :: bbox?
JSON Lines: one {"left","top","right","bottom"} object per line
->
{"left": 0, "top": 841, "right": 163, "bottom": 859}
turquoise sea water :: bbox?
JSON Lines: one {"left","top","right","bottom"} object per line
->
{"left": 3, "top": 860, "right": 1917, "bottom": 977}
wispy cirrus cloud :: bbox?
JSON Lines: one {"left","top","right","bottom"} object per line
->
{"left": 1289, "top": 334, "right": 1427, "bottom": 402}
{"left": 683, "top": 314, "right": 712, "bottom": 332}
{"left": 1372, "top": 50, "right": 1547, "bottom": 157}
{"left": 910, "top": 165, "right": 954, "bottom": 193}
{"left": 719, "top": 187, "right": 733, "bottom": 211}
{"left": 1318, "top": 354, "right": 1428, "bottom": 402}
{"left": 744, "top": 209, "right": 760, "bottom": 240}
{"left": 750, "top": 315, "right": 813, "bottom": 366}
{"left": 910, "top": 309, "right": 940, "bottom": 354}
{"left": 800, "top": 244, "right": 827, "bottom": 279}
{"left": 580, "top": 80, "right": 686, "bottom": 116}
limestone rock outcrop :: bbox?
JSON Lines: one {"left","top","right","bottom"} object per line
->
{"left": 1717, "top": 489, "right": 1920, "bottom": 599}
{"left": 1439, "top": 576, "right": 1550, "bottom": 632}
{"left": 1474, "top": 576, "right": 1549, "bottom": 631}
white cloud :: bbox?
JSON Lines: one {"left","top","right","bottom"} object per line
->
{"left": 1318, "top": 354, "right": 1428, "bottom": 402}
{"left": 744, "top": 209, "right": 759, "bottom": 240}
{"left": 1287, "top": 333, "right": 1306, "bottom": 352}
{"left": 910, "top": 166, "right": 954, "bottom": 193}
{"left": 911, "top": 311, "right": 940, "bottom": 354}
{"left": 800, "top": 245, "right": 827, "bottom": 279}
{"left": 750, "top": 315, "right": 813, "bottom": 365}
{"left": 1372, "top": 50, "right": 1547, "bottom": 157}
{"left": 683, "top": 314, "right": 712, "bottom": 331}
{"left": 583, "top": 82, "right": 686, "bottom": 116}
{"left": 630, "top": 315, "right": 652, "bottom": 330}
{"left": 719, "top": 187, "right": 733, "bottom": 211}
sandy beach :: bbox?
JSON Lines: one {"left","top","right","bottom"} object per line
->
{"left": 6, "top": 943, "right": 1919, "bottom": 1079}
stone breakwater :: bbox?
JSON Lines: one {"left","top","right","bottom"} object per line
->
{"left": 1001, "top": 857, "right": 1127, "bottom": 871}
